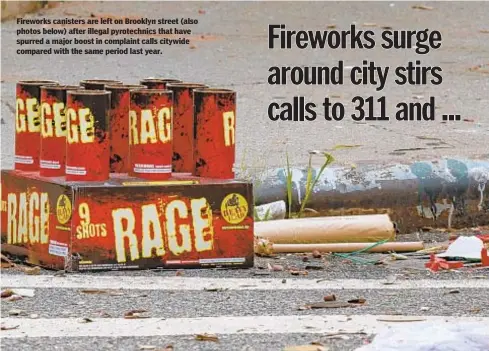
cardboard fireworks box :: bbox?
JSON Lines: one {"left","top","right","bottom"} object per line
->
{"left": 1, "top": 170, "right": 254, "bottom": 271}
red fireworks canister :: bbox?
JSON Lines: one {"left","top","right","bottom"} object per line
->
{"left": 129, "top": 89, "right": 173, "bottom": 180}
{"left": 39, "top": 85, "right": 83, "bottom": 177}
{"left": 140, "top": 78, "right": 181, "bottom": 89}
{"left": 65, "top": 90, "right": 111, "bottom": 181}
{"left": 80, "top": 79, "right": 123, "bottom": 90}
{"left": 15, "top": 80, "right": 59, "bottom": 171}
{"left": 166, "top": 82, "right": 208, "bottom": 173}
{"left": 193, "top": 88, "right": 236, "bottom": 179}
{"left": 106, "top": 84, "right": 147, "bottom": 173}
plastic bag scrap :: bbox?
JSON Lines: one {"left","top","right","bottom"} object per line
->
{"left": 437, "top": 236, "right": 484, "bottom": 261}
{"left": 354, "top": 322, "right": 489, "bottom": 351}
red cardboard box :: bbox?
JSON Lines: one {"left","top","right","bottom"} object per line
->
{"left": 1, "top": 170, "right": 254, "bottom": 271}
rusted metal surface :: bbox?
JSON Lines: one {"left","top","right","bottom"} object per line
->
{"left": 252, "top": 159, "right": 489, "bottom": 233}
{"left": 166, "top": 82, "right": 208, "bottom": 173}
{"left": 140, "top": 78, "right": 181, "bottom": 89}
{"left": 15, "top": 80, "right": 58, "bottom": 171}
{"left": 65, "top": 90, "right": 111, "bottom": 181}
{"left": 129, "top": 89, "right": 173, "bottom": 180}
{"left": 80, "top": 79, "right": 123, "bottom": 90}
{"left": 1, "top": 170, "right": 254, "bottom": 271}
{"left": 193, "top": 88, "right": 236, "bottom": 179}
{"left": 106, "top": 84, "right": 147, "bottom": 173}
{"left": 39, "top": 85, "right": 81, "bottom": 177}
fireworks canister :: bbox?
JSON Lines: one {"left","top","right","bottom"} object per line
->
{"left": 65, "top": 90, "right": 111, "bottom": 181}
{"left": 106, "top": 84, "right": 147, "bottom": 173}
{"left": 39, "top": 85, "right": 83, "bottom": 177}
{"left": 166, "top": 82, "right": 208, "bottom": 173}
{"left": 193, "top": 88, "right": 236, "bottom": 179}
{"left": 15, "top": 80, "right": 59, "bottom": 171}
{"left": 80, "top": 79, "right": 123, "bottom": 90}
{"left": 140, "top": 78, "right": 181, "bottom": 89}
{"left": 129, "top": 89, "right": 173, "bottom": 180}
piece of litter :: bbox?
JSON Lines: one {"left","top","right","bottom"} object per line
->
{"left": 195, "top": 333, "right": 219, "bottom": 342}
{"left": 383, "top": 275, "right": 397, "bottom": 285}
{"left": 377, "top": 316, "right": 427, "bottom": 322}
{"left": 10, "top": 289, "right": 35, "bottom": 297}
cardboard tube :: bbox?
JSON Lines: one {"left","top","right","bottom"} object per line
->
{"left": 271, "top": 242, "right": 424, "bottom": 253}
{"left": 254, "top": 214, "right": 395, "bottom": 244}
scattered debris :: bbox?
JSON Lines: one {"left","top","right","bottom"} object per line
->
{"left": 5, "top": 295, "right": 23, "bottom": 302}
{"left": 425, "top": 254, "right": 464, "bottom": 272}
{"left": 480, "top": 29, "right": 489, "bottom": 33}
{"left": 290, "top": 270, "right": 308, "bottom": 276}
{"left": 204, "top": 287, "right": 228, "bottom": 292}
{"left": 29, "top": 314, "right": 39, "bottom": 319}
{"left": 1, "top": 289, "right": 14, "bottom": 298}
{"left": 255, "top": 200, "right": 286, "bottom": 221}
{"left": 377, "top": 316, "right": 427, "bottom": 322}
{"left": 1, "top": 324, "right": 19, "bottom": 331}
{"left": 348, "top": 298, "right": 367, "bottom": 304}
{"left": 79, "top": 317, "right": 93, "bottom": 323}
{"left": 139, "top": 346, "right": 157, "bottom": 350}
{"left": 437, "top": 236, "right": 484, "bottom": 261}
{"left": 312, "top": 250, "right": 322, "bottom": 259}
{"left": 8, "top": 309, "right": 26, "bottom": 316}
{"left": 412, "top": 5, "right": 434, "bottom": 10}
{"left": 54, "top": 270, "right": 66, "bottom": 277}
{"left": 254, "top": 238, "right": 274, "bottom": 257}
{"left": 283, "top": 345, "right": 329, "bottom": 351}
{"left": 302, "top": 301, "right": 352, "bottom": 309}
{"left": 268, "top": 263, "right": 284, "bottom": 271}
{"left": 448, "top": 289, "right": 460, "bottom": 294}
{"left": 383, "top": 275, "right": 397, "bottom": 285}
{"left": 390, "top": 253, "right": 408, "bottom": 260}
{"left": 305, "top": 265, "right": 323, "bottom": 270}
{"left": 124, "top": 309, "right": 150, "bottom": 319}
{"left": 195, "top": 333, "right": 219, "bottom": 342}
{"left": 323, "top": 294, "right": 336, "bottom": 302}
{"left": 98, "top": 311, "right": 112, "bottom": 318}
{"left": 23, "top": 266, "right": 41, "bottom": 275}
{"left": 9, "top": 289, "right": 35, "bottom": 297}
{"left": 175, "top": 270, "right": 184, "bottom": 276}
{"left": 1, "top": 254, "right": 15, "bottom": 268}
{"left": 326, "top": 24, "right": 336, "bottom": 29}
{"left": 80, "top": 289, "right": 124, "bottom": 296}
{"left": 469, "top": 63, "right": 489, "bottom": 74}
{"left": 198, "top": 9, "right": 206, "bottom": 14}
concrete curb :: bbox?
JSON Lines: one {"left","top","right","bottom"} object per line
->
{"left": 1, "top": 1, "right": 45, "bottom": 22}
{"left": 249, "top": 158, "right": 489, "bottom": 233}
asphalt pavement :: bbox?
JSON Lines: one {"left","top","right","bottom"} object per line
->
{"left": 1, "top": 2, "right": 489, "bottom": 350}
{"left": 1, "top": 250, "right": 489, "bottom": 351}
{"left": 1, "top": 1, "right": 489, "bottom": 170}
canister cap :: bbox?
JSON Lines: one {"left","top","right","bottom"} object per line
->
{"left": 67, "top": 89, "right": 111, "bottom": 95}
{"left": 80, "top": 79, "right": 123, "bottom": 84}
{"left": 105, "top": 84, "right": 147, "bottom": 90}
{"left": 18, "top": 80, "right": 59, "bottom": 85}
{"left": 166, "top": 82, "right": 208, "bottom": 89}
{"left": 131, "top": 89, "right": 172, "bottom": 94}
{"left": 41, "top": 85, "right": 81, "bottom": 90}
{"left": 141, "top": 78, "right": 181, "bottom": 83}
{"left": 193, "top": 88, "right": 235, "bottom": 94}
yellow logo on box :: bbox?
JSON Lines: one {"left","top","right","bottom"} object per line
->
{"left": 221, "top": 193, "right": 248, "bottom": 224}
{"left": 56, "top": 194, "right": 72, "bottom": 224}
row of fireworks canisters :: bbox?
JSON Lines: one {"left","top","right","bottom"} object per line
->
{"left": 15, "top": 78, "right": 236, "bottom": 181}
